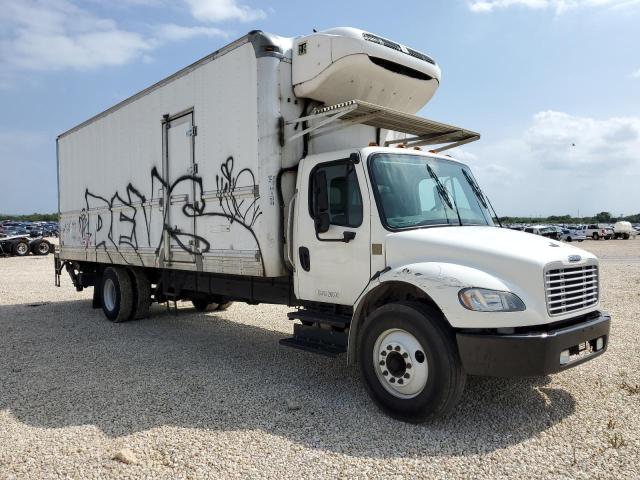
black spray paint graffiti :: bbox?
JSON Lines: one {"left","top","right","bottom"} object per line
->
{"left": 78, "top": 156, "right": 263, "bottom": 271}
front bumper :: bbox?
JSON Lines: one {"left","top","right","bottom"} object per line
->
{"left": 456, "top": 311, "right": 610, "bottom": 377}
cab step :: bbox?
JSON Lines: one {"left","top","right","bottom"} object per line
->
{"left": 279, "top": 323, "right": 348, "bottom": 357}
{"left": 287, "top": 309, "right": 351, "bottom": 328}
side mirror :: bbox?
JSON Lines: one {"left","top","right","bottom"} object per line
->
{"left": 312, "top": 170, "right": 330, "bottom": 234}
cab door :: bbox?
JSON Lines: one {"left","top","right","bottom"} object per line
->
{"left": 294, "top": 152, "right": 371, "bottom": 305}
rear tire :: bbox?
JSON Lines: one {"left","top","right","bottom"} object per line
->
{"left": 566, "top": 237, "right": 572, "bottom": 242}
{"left": 623, "top": 233, "right": 630, "bottom": 240}
{"left": 92, "top": 284, "right": 102, "bottom": 309}
{"left": 13, "top": 240, "right": 29, "bottom": 256}
{"left": 129, "top": 269, "right": 151, "bottom": 320}
{"left": 192, "top": 298, "right": 218, "bottom": 312}
{"left": 358, "top": 302, "right": 466, "bottom": 422}
{"left": 592, "top": 232, "right": 599, "bottom": 240}
{"left": 31, "top": 240, "right": 51, "bottom": 255}
{"left": 101, "top": 266, "right": 134, "bottom": 322}
{"left": 192, "top": 297, "right": 232, "bottom": 312}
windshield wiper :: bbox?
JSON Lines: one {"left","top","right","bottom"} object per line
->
{"left": 461, "top": 169, "right": 503, "bottom": 228}
{"left": 426, "top": 164, "right": 462, "bottom": 226}
{"left": 461, "top": 169, "right": 487, "bottom": 208}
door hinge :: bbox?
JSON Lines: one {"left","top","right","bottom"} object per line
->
{"left": 186, "top": 126, "right": 198, "bottom": 136}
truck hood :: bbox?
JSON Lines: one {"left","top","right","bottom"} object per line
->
{"left": 383, "top": 226, "right": 599, "bottom": 328}
{"left": 385, "top": 226, "right": 596, "bottom": 272}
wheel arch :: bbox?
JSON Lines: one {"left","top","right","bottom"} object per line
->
{"left": 347, "top": 281, "right": 446, "bottom": 365}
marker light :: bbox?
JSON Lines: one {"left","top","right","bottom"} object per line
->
{"left": 458, "top": 288, "right": 526, "bottom": 312}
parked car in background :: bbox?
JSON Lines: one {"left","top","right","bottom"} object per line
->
{"left": 613, "top": 221, "right": 638, "bottom": 240}
{"left": 0, "top": 220, "right": 58, "bottom": 238}
{"left": 560, "top": 228, "right": 586, "bottom": 242}
{"left": 585, "top": 224, "right": 610, "bottom": 240}
{"left": 523, "top": 225, "right": 561, "bottom": 240}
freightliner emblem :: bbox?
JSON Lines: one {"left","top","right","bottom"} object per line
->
{"left": 568, "top": 255, "right": 581, "bottom": 263}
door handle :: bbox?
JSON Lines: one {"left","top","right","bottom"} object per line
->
{"left": 298, "top": 246, "right": 310, "bottom": 271}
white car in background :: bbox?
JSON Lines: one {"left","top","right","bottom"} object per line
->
{"left": 560, "top": 228, "right": 586, "bottom": 242}
{"left": 585, "top": 224, "right": 611, "bottom": 240}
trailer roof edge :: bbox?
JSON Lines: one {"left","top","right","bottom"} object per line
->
{"left": 57, "top": 33, "right": 259, "bottom": 140}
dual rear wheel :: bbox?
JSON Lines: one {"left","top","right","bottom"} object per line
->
{"left": 100, "top": 266, "right": 145, "bottom": 322}
{"left": 97, "top": 266, "right": 232, "bottom": 321}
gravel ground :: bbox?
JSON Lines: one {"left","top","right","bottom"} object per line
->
{"left": 0, "top": 240, "right": 638, "bottom": 479}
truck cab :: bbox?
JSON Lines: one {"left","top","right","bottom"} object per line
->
{"left": 287, "top": 145, "right": 609, "bottom": 420}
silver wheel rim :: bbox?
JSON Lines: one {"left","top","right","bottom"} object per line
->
{"left": 17, "top": 243, "right": 28, "bottom": 255}
{"left": 103, "top": 278, "right": 116, "bottom": 312}
{"left": 373, "top": 328, "right": 429, "bottom": 399}
{"left": 38, "top": 243, "right": 49, "bottom": 254}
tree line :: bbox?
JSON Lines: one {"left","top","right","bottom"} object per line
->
{"left": 0, "top": 213, "right": 59, "bottom": 222}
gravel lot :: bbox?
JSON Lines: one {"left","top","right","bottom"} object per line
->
{"left": 1, "top": 240, "right": 639, "bottom": 479}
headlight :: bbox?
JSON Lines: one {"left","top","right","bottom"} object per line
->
{"left": 458, "top": 288, "right": 525, "bottom": 312}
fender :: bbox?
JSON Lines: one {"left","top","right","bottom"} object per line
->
{"left": 347, "top": 262, "right": 521, "bottom": 365}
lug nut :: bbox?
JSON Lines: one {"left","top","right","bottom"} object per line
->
{"left": 381, "top": 351, "right": 387, "bottom": 356}
{"left": 386, "top": 345, "right": 392, "bottom": 351}
{"left": 404, "top": 373, "right": 410, "bottom": 379}
{"left": 379, "top": 360, "right": 385, "bottom": 366}
{"left": 390, "top": 378, "right": 396, "bottom": 383}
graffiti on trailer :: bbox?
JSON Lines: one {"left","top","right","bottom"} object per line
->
{"left": 77, "top": 156, "right": 263, "bottom": 270}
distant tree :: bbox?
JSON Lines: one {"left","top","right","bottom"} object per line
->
{"left": 0, "top": 213, "right": 58, "bottom": 222}
{"left": 595, "top": 211, "right": 612, "bottom": 223}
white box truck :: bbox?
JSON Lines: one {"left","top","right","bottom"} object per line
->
{"left": 56, "top": 27, "right": 610, "bottom": 421}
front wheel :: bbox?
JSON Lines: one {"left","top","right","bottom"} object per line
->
{"left": 358, "top": 302, "right": 466, "bottom": 422}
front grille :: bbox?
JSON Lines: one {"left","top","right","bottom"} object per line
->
{"left": 362, "top": 33, "right": 436, "bottom": 66}
{"left": 545, "top": 264, "right": 599, "bottom": 316}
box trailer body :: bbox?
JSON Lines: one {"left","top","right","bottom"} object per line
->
{"left": 57, "top": 28, "right": 610, "bottom": 422}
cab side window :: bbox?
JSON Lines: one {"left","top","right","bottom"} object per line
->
{"left": 310, "top": 162, "right": 363, "bottom": 227}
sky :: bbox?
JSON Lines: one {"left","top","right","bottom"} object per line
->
{"left": 0, "top": 0, "right": 639, "bottom": 217}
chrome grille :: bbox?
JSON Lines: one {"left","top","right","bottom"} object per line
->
{"left": 545, "top": 264, "right": 599, "bottom": 316}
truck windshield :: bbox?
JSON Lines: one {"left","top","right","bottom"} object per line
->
{"left": 369, "top": 153, "right": 494, "bottom": 229}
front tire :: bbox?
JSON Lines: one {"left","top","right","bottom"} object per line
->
{"left": 101, "top": 266, "right": 134, "bottom": 322}
{"left": 358, "top": 302, "right": 466, "bottom": 422}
